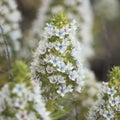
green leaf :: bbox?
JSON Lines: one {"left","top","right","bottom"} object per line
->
{"left": 12, "top": 61, "right": 30, "bottom": 82}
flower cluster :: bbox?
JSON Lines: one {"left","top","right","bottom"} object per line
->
{"left": 60, "top": 76, "right": 101, "bottom": 120}
{"left": 31, "top": 13, "right": 85, "bottom": 98}
{"left": 0, "top": 61, "right": 51, "bottom": 120}
{"left": 0, "top": 0, "right": 22, "bottom": 55}
{"left": 88, "top": 67, "right": 120, "bottom": 120}
{"left": 24, "top": 0, "right": 94, "bottom": 61}
{"left": 60, "top": 69, "right": 101, "bottom": 120}
{"left": 64, "top": 0, "right": 94, "bottom": 60}
{"left": 0, "top": 80, "right": 51, "bottom": 120}
{"left": 44, "top": 23, "right": 72, "bottom": 39}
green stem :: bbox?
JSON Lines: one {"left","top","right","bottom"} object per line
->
{"left": 0, "top": 25, "right": 12, "bottom": 81}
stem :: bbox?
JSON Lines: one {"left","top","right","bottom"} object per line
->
{"left": 75, "top": 103, "right": 79, "bottom": 120}
{"left": 0, "top": 25, "right": 12, "bottom": 81}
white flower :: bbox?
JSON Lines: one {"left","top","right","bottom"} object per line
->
{"left": 46, "top": 42, "right": 54, "bottom": 49}
{"left": 46, "top": 65, "right": 54, "bottom": 73}
{"left": 34, "top": 103, "right": 51, "bottom": 120}
{"left": 89, "top": 110, "right": 98, "bottom": 120}
{"left": 45, "top": 23, "right": 55, "bottom": 38}
{"left": 57, "top": 62, "right": 67, "bottom": 72}
{"left": 15, "top": 98, "right": 27, "bottom": 109}
{"left": 33, "top": 93, "right": 42, "bottom": 103}
{"left": 75, "top": 78, "right": 84, "bottom": 92}
{"left": 102, "top": 100, "right": 110, "bottom": 107}
{"left": 99, "top": 108, "right": 105, "bottom": 116}
{"left": 66, "top": 85, "right": 73, "bottom": 92}
{"left": 12, "top": 84, "right": 26, "bottom": 96}
{"left": 50, "top": 56, "right": 61, "bottom": 66}
{"left": 37, "top": 65, "right": 46, "bottom": 74}
{"left": 57, "top": 75, "right": 66, "bottom": 83}
{"left": 116, "top": 105, "right": 120, "bottom": 111}
{"left": 103, "top": 110, "right": 114, "bottom": 120}
{"left": 54, "top": 41, "right": 67, "bottom": 54}
{"left": 16, "top": 111, "right": 28, "bottom": 120}
{"left": 49, "top": 93, "right": 57, "bottom": 100}
{"left": 97, "top": 92, "right": 104, "bottom": 99}
{"left": 68, "top": 70, "right": 78, "bottom": 81}
{"left": 49, "top": 76, "right": 57, "bottom": 83}
{"left": 28, "top": 112, "right": 39, "bottom": 120}
{"left": 37, "top": 41, "right": 47, "bottom": 55}
{"left": 109, "top": 96, "right": 120, "bottom": 106}
{"left": 76, "top": 76, "right": 84, "bottom": 85}
{"left": 38, "top": 46, "right": 46, "bottom": 55}
{"left": 46, "top": 23, "right": 54, "bottom": 31}
{"left": 55, "top": 29, "right": 65, "bottom": 39}
{"left": 24, "top": 91, "right": 33, "bottom": 102}
{"left": 66, "top": 62, "right": 74, "bottom": 71}
{"left": 107, "top": 87, "right": 117, "bottom": 96}
{"left": 7, "top": 98, "right": 16, "bottom": 107}
{"left": 44, "top": 54, "right": 53, "bottom": 62}
{"left": 32, "top": 81, "right": 41, "bottom": 94}
{"left": 94, "top": 102, "right": 101, "bottom": 111}
{"left": 101, "top": 82, "right": 109, "bottom": 93}
{"left": 63, "top": 25, "right": 71, "bottom": 34}
{"left": 57, "top": 85, "right": 68, "bottom": 97}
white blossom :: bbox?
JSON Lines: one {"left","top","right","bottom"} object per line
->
{"left": 57, "top": 62, "right": 67, "bottom": 73}
{"left": 57, "top": 85, "right": 68, "bottom": 97}
{"left": 107, "top": 87, "right": 117, "bottom": 96}
{"left": 109, "top": 96, "right": 120, "bottom": 106}
{"left": 103, "top": 110, "right": 114, "bottom": 120}
{"left": 46, "top": 65, "right": 54, "bottom": 73}
{"left": 49, "top": 76, "right": 57, "bottom": 84}
{"left": 12, "top": 84, "right": 26, "bottom": 97}
{"left": 57, "top": 75, "right": 66, "bottom": 84}
{"left": 15, "top": 98, "right": 27, "bottom": 109}
{"left": 16, "top": 110, "right": 28, "bottom": 120}
{"left": 68, "top": 70, "right": 78, "bottom": 81}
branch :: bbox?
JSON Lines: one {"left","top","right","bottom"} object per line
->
{"left": 0, "top": 25, "right": 12, "bottom": 81}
